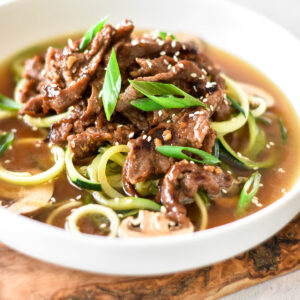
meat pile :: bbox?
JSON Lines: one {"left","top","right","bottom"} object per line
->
{"left": 19, "top": 20, "right": 233, "bottom": 224}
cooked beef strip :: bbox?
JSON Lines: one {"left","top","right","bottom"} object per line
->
{"left": 161, "top": 160, "right": 233, "bottom": 223}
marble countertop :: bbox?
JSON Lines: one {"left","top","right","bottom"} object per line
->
{"left": 224, "top": 1, "right": 300, "bottom": 299}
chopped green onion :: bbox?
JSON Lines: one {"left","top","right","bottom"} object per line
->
{"left": 130, "top": 98, "right": 164, "bottom": 111}
{"left": 129, "top": 80, "right": 207, "bottom": 110}
{"left": 236, "top": 171, "right": 261, "bottom": 216}
{"left": 198, "top": 190, "right": 210, "bottom": 207}
{"left": 158, "top": 31, "right": 176, "bottom": 40}
{"left": 227, "top": 95, "right": 246, "bottom": 117}
{"left": 0, "top": 94, "right": 21, "bottom": 111}
{"left": 0, "top": 132, "right": 14, "bottom": 157}
{"left": 278, "top": 118, "right": 287, "bottom": 144}
{"left": 102, "top": 48, "right": 121, "bottom": 121}
{"left": 157, "top": 145, "right": 220, "bottom": 165}
{"left": 256, "top": 116, "right": 272, "bottom": 126}
{"left": 79, "top": 16, "right": 108, "bottom": 51}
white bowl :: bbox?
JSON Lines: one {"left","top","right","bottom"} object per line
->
{"left": 0, "top": 0, "right": 299, "bottom": 276}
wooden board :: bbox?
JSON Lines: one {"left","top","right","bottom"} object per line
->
{"left": 0, "top": 217, "right": 299, "bottom": 300}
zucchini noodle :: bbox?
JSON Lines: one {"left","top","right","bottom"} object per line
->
{"left": 46, "top": 201, "right": 82, "bottom": 225}
{"left": 243, "top": 112, "right": 257, "bottom": 155}
{"left": 0, "top": 146, "right": 65, "bottom": 185}
{"left": 0, "top": 110, "right": 17, "bottom": 120}
{"left": 193, "top": 193, "right": 208, "bottom": 230}
{"left": 95, "top": 145, "right": 129, "bottom": 198}
{"left": 66, "top": 204, "right": 120, "bottom": 237}
{"left": 211, "top": 74, "right": 249, "bottom": 136}
{"left": 23, "top": 106, "right": 73, "bottom": 128}
{"left": 250, "top": 96, "right": 267, "bottom": 117}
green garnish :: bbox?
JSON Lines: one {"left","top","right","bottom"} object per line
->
{"left": 79, "top": 16, "right": 108, "bottom": 51}
{"left": 0, "top": 94, "right": 21, "bottom": 111}
{"left": 130, "top": 98, "right": 164, "bottom": 111}
{"left": 0, "top": 132, "right": 14, "bottom": 157}
{"left": 236, "top": 171, "right": 261, "bottom": 216}
{"left": 129, "top": 80, "right": 208, "bottom": 110}
{"left": 227, "top": 95, "right": 246, "bottom": 117}
{"left": 157, "top": 145, "right": 220, "bottom": 165}
{"left": 278, "top": 117, "right": 287, "bottom": 144}
{"left": 158, "top": 31, "right": 176, "bottom": 40}
{"left": 102, "top": 49, "right": 121, "bottom": 121}
{"left": 198, "top": 190, "right": 210, "bottom": 207}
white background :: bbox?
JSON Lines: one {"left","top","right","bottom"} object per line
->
{"left": 225, "top": 3, "right": 300, "bottom": 300}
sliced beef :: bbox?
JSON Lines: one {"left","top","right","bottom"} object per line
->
{"left": 161, "top": 160, "right": 233, "bottom": 223}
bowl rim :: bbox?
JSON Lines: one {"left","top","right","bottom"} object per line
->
{"left": 0, "top": 0, "right": 300, "bottom": 265}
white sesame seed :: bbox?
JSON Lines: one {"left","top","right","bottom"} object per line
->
{"left": 190, "top": 73, "right": 197, "bottom": 78}
{"left": 175, "top": 51, "right": 180, "bottom": 56}
{"left": 147, "top": 136, "right": 152, "bottom": 142}
{"left": 172, "top": 66, "right": 176, "bottom": 73}
{"left": 167, "top": 64, "right": 172, "bottom": 70}
{"left": 100, "top": 223, "right": 107, "bottom": 229}
{"left": 157, "top": 39, "right": 165, "bottom": 46}
{"left": 193, "top": 85, "right": 197, "bottom": 92}
{"left": 117, "top": 124, "right": 123, "bottom": 128}
{"left": 115, "top": 142, "right": 119, "bottom": 145}
{"left": 269, "top": 141, "right": 275, "bottom": 146}
{"left": 68, "top": 38, "right": 74, "bottom": 48}
{"left": 252, "top": 196, "right": 262, "bottom": 207}
{"left": 163, "top": 59, "right": 169, "bottom": 65}
{"left": 259, "top": 183, "right": 264, "bottom": 187}
{"left": 178, "top": 63, "right": 184, "bottom": 69}
{"left": 161, "top": 206, "right": 167, "bottom": 213}
{"left": 76, "top": 195, "right": 82, "bottom": 200}
{"left": 222, "top": 188, "right": 228, "bottom": 194}
{"left": 50, "top": 197, "right": 56, "bottom": 203}
{"left": 201, "top": 68, "right": 207, "bottom": 74}
{"left": 227, "top": 170, "right": 232, "bottom": 174}
{"left": 11, "top": 128, "right": 17, "bottom": 133}
{"left": 160, "top": 51, "right": 166, "bottom": 56}
{"left": 69, "top": 198, "right": 76, "bottom": 202}
{"left": 171, "top": 40, "right": 176, "bottom": 48}
{"left": 158, "top": 110, "right": 163, "bottom": 117}
{"left": 266, "top": 144, "right": 271, "bottom": 149}
{"left": 142, "top": 134, "right": 147, "bottom": 140}
{"left": 146, "top": 60, "right": 152, "bottom": 68}
{"left": 171, "top": 113, "right": 176, "bottom": 118}
{"left": 4, "top": 160, "right": 11, "bottom": 164}
{"left": 131, "top": 40, "right": 138, "bottom": 46}
{"left": 128, "top": 132, "right": 135, "bottom": 138}
{"left": 166, "top": 120, "right": 171, "bottom": 123}
{"left": 202, "top": 98, "right": 207, "bottom": 103}
{"left": 173, "top": 55, "right": 178, "bottom": 62}
{"left": 278, "top": 168, "right": 285, "bottom": 173}
{"left": 182, "top": 44, "right": 186, "bottom": 50}
{"left": 210, "top": 104, "right": 214, "bottom": 111}
{"left": 237, "top": 152, "right": 243, "bottom": 158}
{"left": 281, "top": 188, "right": 286, "bottom": 193}
{"left": 189, "top": 113, "right": 194, "bottom": 118}
{"left": 35, "top": 143, "right": 41, "bottom": 147}
{"left": 253, "top": 166, "right": 259, "bottom": 170}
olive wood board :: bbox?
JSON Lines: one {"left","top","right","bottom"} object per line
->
{"left": 0, "top": 216, "right": 299, "bottom": 300}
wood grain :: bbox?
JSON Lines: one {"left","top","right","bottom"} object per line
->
{"left": 0, "top": 217, "right": 299, "bottom": 300}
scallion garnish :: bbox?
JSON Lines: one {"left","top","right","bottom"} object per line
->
{"left": 227, "top": 95, "right": 246, "bottom": 117}
{"left": 158, "top": 31, "right": 176, "bottom": 40}
{"left": 0, "top": 132, "right": 14, "bottom": 157}
{"left": 0, "top": 94, "right": 21, "bottom": 111}
{"left": 79, "top": 16, "right": 108, "bottom": 51}
{"left": 101, "top": 48, "right": 121, "bottom": 121}
{"left": 256, "top": 116, "right": 272, "bottom": 126}
{"left": 130, "top": 98, "right": 164, "bottom": 111}
{"left": 198, "top": 190, "right": 210, "bottom": 207}
{"left": 278, "top": 117, "right": 287, "bottom": 144}
{"left": 129, "top": 80, "right": 208, "bottom": 110}
{"left": 157, "top": 145, "right": 220, "bottom": 165}
{"left": 236, "top": 171, "right": 261, "bottom": 216}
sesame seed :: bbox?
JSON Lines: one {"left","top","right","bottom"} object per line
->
{"left": 222, "top": 188, "right": 228, "bottom": 194}
{"left": 76, "top": 195, "right": 82, "bottom": 200}
{"left": 253, "top": 166, "right": 259, "bottom": 170}
{"left": 190, "top": 73, "right": 197, "bottom": 78}
{"left": 163, "top": 59, "right": 169, "bottom": 65}
{"left": 142, "top": 134, "right": 147, "bottom": 140}
{"left": 203, "top": 98, "right": 207, "bottom": 103}
{"left": 117, "top": 124, "right": 123, "bottom": 128}
{"left": 237, "top": 152, "right": 243, "bottom": 158}
{"left": 147, "top": 136, "right": 152, "bottom": 142}
{"left": 193, "top": 85, "right": 197, "bottom": 92}
{"left": 69, "top": 198, "right": 76, "bottom": 202}
{"left": 269, "top": 141, "right": 275, "bottom": 146}
{"left": 201, "top": 68, "right": 207, "bottom": 74}
{"left": 189, "top": 113, "right": 194, "bottom": 118}
{"left": 167, "top": 64, "right": 172, "bottom": 70}
{"left": 266, "top": 144, "right": 271, "bottom": 149}
{"left": 174, "top": 51, "right": 180, "bottom": 56}
{"left": 4, "top": 160, "right": 11, "bottom": 164}
{"left": 171, "top": 40, "right": 176, "bottom": 48}
{"left": 161, "top": 206, "right": 167, "bottom": 213}
{"left": 259, "top": 183, "right": 264, "bottom": 187}
{"left": 157, "top": 39, "right": 164, "bottom": 46}
{"left": 100, "top": 223, "right": 107, "bottom": 229}
{"left": 158, "top": 110, "right": 163, "bottom": 117}
{"left": 281, "top": 188, "right": 286, "bottom": 193}
{"left": 172, "top": 66, "right": 176, "bottom": 72}
{"left": 166, "top": 120, "right": 171, "bottom": 123}
{"left": 210, "top": 104, "right": 214, "bottom": 111}
{"left": 182, "top": 44, "right": 186, "bottom": 50}
{"left": 68, "top": 38, "right": 74, "bottom": 48}
{"left": 50, "top": 197, "right": 56, "bottom": 203}
{"left": 146, "top": 60, "right": 152, "bottom": 68}
{"left": 178, "top": 63, "right": 184, "bottom": 69}
{"left": 131, "top": 40, "right": 138, "bottom": 46}
{"left": 11, "top": 128, "right": 17, "bottom": 133}
{"left": 278, "top": 168, "right": 285, "bottom": 173}
{"left": 160, "top": 51, "right": 166, "bottom": 56}
{"left": 252, "top": 196, "right": 262, "bottom": 207}
{"left": 115, "top": 142, "right": 119, "bottom": 145}
{"left": 128, "top": 132, "right": 135, "bottom": 138}
{"left": 227, "top": 170, "right": 232, "bottom": 174}
{"left": 173, "top": 55, "right": 178, "bottom": 62}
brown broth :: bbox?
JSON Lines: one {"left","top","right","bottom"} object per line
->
{"left": 0, "top": 40, "right": 299, "bottom": 232}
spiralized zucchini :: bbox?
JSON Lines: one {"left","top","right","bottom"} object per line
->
{"left": 66, "top": 204, "right": 120, "bottom": 237}
{"left": 194, "top": 193, "right": 208, "bottom": 230}
{"left": 211, "top": 74, "right": 249, "bottom": 136}
{"left": 23, "top": 106, "right": 73, "bottom": 128}
{"left": 0, "top": 146, "right": 65, "bottom": 185}
{"left": 250, "top": 96, "right": 267, "bottom": 117}
{"left": 0, "top": 110, "right": 17, "bottom": 120}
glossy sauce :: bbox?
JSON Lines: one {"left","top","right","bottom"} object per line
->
{"left": 0, "top": 40, "right": 299, "bottom": 231}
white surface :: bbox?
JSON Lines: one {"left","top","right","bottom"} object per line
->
{"left": 224, "top": 1, "right": 300, "bottom": 299}
{"left": 0, "top": 0, "right": 300, "bottom": 277}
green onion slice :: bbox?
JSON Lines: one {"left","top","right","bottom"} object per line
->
{"left": 79, "top": 16, "right": 108, "bottom": 51}
{"left": 130, "top": 98, "right": 164, "bottom": 111}
{"left": 129, "top": 80, "right": 208, "bottom": 110}
{"left": 0, "top": 94, "right": 21, "bottom": 111}
{"left": 158, "top": 31, "right": 176, "bottom": 40}
{"left": 278, "top": 118, "right": 287, "bottom": 144}
{"left": 157, "top": 145, "right": 220, "bottom": 165}
{"left": 0, "top": 132, "right": 14, "bottom": 157}
{"left": 227, "top": 95, "right": 246, "bottom": 117}
{"left": 256, "top": 116, "right": 272, "bottom": 126}
{"left": 102, "top": 48, "right": 121, "bottom": 121}
{"left": 236, "top": 171, "right": 261, "bottom": 216}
